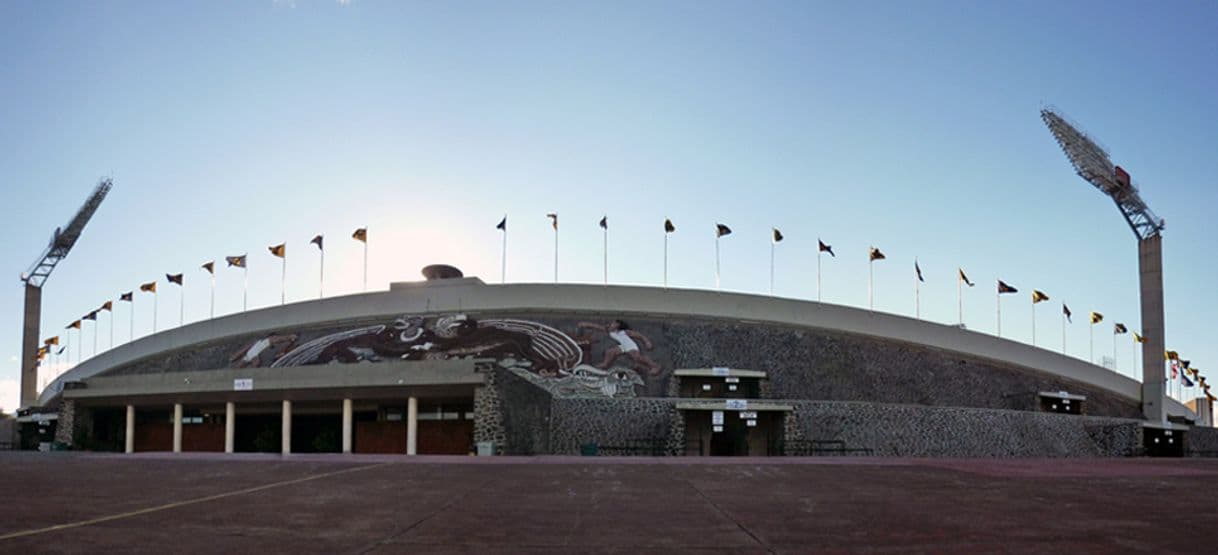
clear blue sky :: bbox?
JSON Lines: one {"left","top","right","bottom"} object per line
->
{"left": 2, "top": 1, "right": 1216, "bottom": 412}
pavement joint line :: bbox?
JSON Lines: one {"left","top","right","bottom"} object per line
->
{"left": 682, "top": 470, "right": 775, "bottom": 554}
{"left": 355, "top": 475, "right": 498, "bottom": 554}
{"left": 0, "top": 462, "right": 390, "bottom": 542}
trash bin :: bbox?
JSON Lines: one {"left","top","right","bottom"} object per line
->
{"left": 580, "top": 443, "right": 599, "bottom": 456}
{"left": 476, "top": 441, "right": 495, "bottom": 456}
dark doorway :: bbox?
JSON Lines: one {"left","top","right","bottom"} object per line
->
{"left": 684, "top": 410, "right": 784, "bottom": 456}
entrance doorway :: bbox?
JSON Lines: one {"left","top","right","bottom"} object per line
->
{"left": 683, "top": 409, "right": 784, "bottom": 456}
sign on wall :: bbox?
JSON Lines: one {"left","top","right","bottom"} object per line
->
{"left": 233, "top": 378, "right": 253, "bottom": 391}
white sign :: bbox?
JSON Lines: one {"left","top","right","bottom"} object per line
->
{"left": 728, "top": 384, "right": 738, "bottom": 392}
{"left": 725, "top": 377, "right": 740, "bottom": 384}
{"left": 746, "top": 420, "right": 757, "bottom": 427}
{"left": 711, "top": 411, "right": 724, "bottom": 425}
{"left": 233, "top": 378, "right": 254, "bottom": 391}
{"left": 702, "top": 384, "right": 713, "bottom": 391}
{"left": 739, "top": 411, "right": 757, "bottom": 420}
{"left": 713, "top": 425, "right": 724, "bottom": 433}
{"left": 725, "top": 399, "right": 748, "bottom": 410}
{"left": 712, "top": 366, "right": 730, "bottom": 376}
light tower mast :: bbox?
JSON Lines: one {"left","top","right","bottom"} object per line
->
{"left": 19, "top": 178, "right": 112, "bottom": 408}
{"left": 1041, "top": 108, "right": 1166, "bottom": 422}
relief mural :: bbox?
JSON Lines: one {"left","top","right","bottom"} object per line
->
{"left": 228, "top": 314, "right": 664, "bottom": 398}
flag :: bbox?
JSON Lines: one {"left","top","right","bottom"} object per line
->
{"left": 1133, "top": 332, "right": 1145, "bottom": 343}
{"left": 496, "top": 216, "right": 507, "bottom": 231}
{"left": 82, "top": 310, "right": 98, "bottom": 321}
{"left": 100, "top": 301, "right": 113, "bottom": 312}
{"left": 352, "top": 227, "right": 368, "bottom": 242}
{"left": 140, "top": 281, "right": 157, "bottom": 293}
{"left": 226, "top": 255, "right": 247, "bottom": 268}
{"left": 546, "top": 214, "right": 558, "bottom": 230}
{"left": 869, "top": 247, "right": 885, "bottom": 261}
{"left": 167, "top": 273, "right": 183, "bottom": 285}
{"left": 772, "top": 228, "right": 783, "bottom": 243}
{"left": 1113, "top": 323, "right": 1128, "bottom": 334}
{"left": 1182, "top": 359, "right": 1191, "bottom": 370}
{"left": 1090, "top": 312, "right": 1103, "bottom": 324}
{"left": 599, "top": 216, "right": 608, "bottom": 230}
{"left": 997, "top": 280, "right": 1018, "bottom": 294}
{"left": 56, "top": 346, "right": 66, "bottom": 355}
{"left": 1032, "top": 290, "right": 1049, "bottom": 303}
{"left": 915, "top": 260, "right": 924, "bottom": 282}
{"left": 311, "top": 234, "right": 324, "bottom": 250}
{"left": 818, "top": 239, "right": 835, "bottom": 257}
{"left": 958, "top": 268, "right": 975, "bottom": 287}
{"left": 1063, "top": 304, "right": 1072, "bottom": 322}
{"left": 120, "top": 291, "right": 133, "bottom": 302}
{"left": 1165, "top": 350, "right": 1179, "bottom": 360}
{"left": 44, "top": 336, "right": 59, "bottom": 346}
{"left": 67, "top": 320, "right": 81, "bottom": 330}
{"left": 1170, "top": 359, "right": 1179, "bottom": 379}
{"left": 716, "top": 223, "right": 732, "bottom": 237}
{"left": 664, "top": 219, "right": 675, "bottom": 233}
{"left": 268, "top": 243, "right": 286, "bottom": 258}
{"left": 1183, "top": 374, "right": 1194, "bottom": 387}
{"left": 201, "top": 261, "right": 215, "bottom": 274}
{"left": 37, "top": 346, "right": 48, "bottom": 360}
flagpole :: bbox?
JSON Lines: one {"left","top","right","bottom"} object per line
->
{"left": 153, "top": 291, "right": 158, "bottom": 333}
{"left": 715, "top": 235, "right": 721, "bottom": 291}
{"left": 109, "top": 310, "right": 114, "bottom": 350}
{"left": 817, "top": 250, "right": 822, "bottom": 302}
{"left": 281, "top": 254, "right": 286, "bottom": 305}
{"left": 995, "top": 289, "right": 1001, "bottom": 337}
{"left": 1089, "top": 323, "right": 1094, "bottom": 364}
{"left": 914, "top": 263, "right": 920, "bottom": 319}
{"left": 868, "top": 259, "right": 873, "bottom": 311}
{"left": 1061, "top": 309, "right": 1066, "bottom": 355}
{"left": 603, "top": 222, "right": 608, "bottom": 286}
{"left": 769, "top": 241, "right": 775, "bottom": 296}
{"left": 501, "top": 215, "right": 507, "bottom": 284}
{"left": 363, "top": 231, "right": 369, "bottom": 292}
{"left": 210, "top": 273, "right": 216, "bottom": 318}
{"left": 663, "top": 232, "right": 668, "bottom": 289}
{"left": 1031, "top": 303, "right": 1036, "bottom": 346}
{"left": 92, "top": 321, "right": 97, "bottom": 358}
{"left": 1113, "top": 332, "right": 1118, "bottom": 374}
{"left": 320, "top": 248, "right": 325, "bottom": 298}
{"left": 129, "top": 302, "right": 134, "bottom": 343}
{"left": 243, "top": 266, "right": 248, "bottom": 311}
{"left": 179, "top": 285, "right": 185, "bottom": 327}
{"left": 554, "top": 224, "right": 559, "bottom": 283}
{"left": 957, "top": 274, "right": 963, "bottom": 325}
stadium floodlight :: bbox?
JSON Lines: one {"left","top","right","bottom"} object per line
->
{"left": 19, "top": 178, "right": 111, "bottom": 408}
{"left": 1041, "top": 108, "right": 1167, "bottom": 422}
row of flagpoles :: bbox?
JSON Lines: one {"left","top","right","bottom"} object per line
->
{"left": 35, "top": 216, "right": 1213, "bottom": 406}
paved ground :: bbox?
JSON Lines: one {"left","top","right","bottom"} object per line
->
{"left": 2, "top": 453, "right": 1216, "bottom": 554}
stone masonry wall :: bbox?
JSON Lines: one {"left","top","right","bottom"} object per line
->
{"left": 790, "top": 401, "right": 1142, "bottom": 457}
{"left": 1187, "top": 426, "right": 1218, "bottom": 454}
{"left": 548, "top": 398, "right": 683, "bottom": 456}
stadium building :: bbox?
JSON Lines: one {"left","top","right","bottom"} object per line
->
{"left": 21, "top": 267, "right": 1217, "bottom": 458}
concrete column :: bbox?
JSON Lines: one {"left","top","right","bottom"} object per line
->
{"left": 125, "top": 405, "right": 135, "bottom": 454}
{"left": 172, "top": 403, "right": 183, "bottom": 453}
{"left": 224, "top": 402, "right": 235, "bottom": 454}
{"left": 281, "top": 400, "right": 292, "bottom": 455}
{"left": 1139, "top": 236, "right": 1166, "bottom": 422}
{"left": 20, "top": 284, "right": 41, "bottom": 409}
{"left": 342, "top": 398, "right": 353, "bottom": 454}
{"left": 406, "top": 396, "right": 418, "bottom": 455}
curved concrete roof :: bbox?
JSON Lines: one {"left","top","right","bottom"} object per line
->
{"left": 38, "top": 277, "right": 1193, "bottom": 420}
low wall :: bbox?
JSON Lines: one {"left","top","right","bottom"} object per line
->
{"left": 548, "top": 398, "right": 684, "bottom": 456}
{"left": 790, "top": 401, "right": 1142, "bottom": 457}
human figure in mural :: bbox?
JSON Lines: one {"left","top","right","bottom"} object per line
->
{"left": 576, "top": 320, "right": 661, "bottom": 376}
{"left": 230, "top": 333, "right": 299, "bottom": 368}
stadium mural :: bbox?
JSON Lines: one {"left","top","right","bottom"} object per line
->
{"left": 227, "top": 314, "right": 663, "bottom": 399}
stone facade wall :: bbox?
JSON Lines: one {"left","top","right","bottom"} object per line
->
{"left": 1187, "top": 426, "right": 1218, "bottom": 454}
{"left": 548, "top": 398, "right": 683, "bottom": 456}
{"left": 495, "top": 369, "right": 553, "bottom": 455}
{"left": 790, "top": 401, "right": 1142, "bottom": 457}
{"left": 472, "top": 369, "right": 505, "bottom": 451}
{"left": 53, "top": 400, "right": 82, "bottom": 447}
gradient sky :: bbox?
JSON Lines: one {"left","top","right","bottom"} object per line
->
{"left": 2, "top": 1, "right": 1216, "bottom": 413}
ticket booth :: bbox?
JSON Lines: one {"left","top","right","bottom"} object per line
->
{"left": 678, "top": 400, "right": 790, "bottom": 456}
{"left": 1143, "top": 422, "right": 1187, "bottom": 458}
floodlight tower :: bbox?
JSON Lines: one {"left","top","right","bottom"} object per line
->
{"left": 18, "top": 178, "right": 112, "bottom": 408}
{"left": 1041, "top": 108, "right": 1167, "bottom": 422}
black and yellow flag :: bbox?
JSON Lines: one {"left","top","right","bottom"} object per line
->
{"left": 167, "top": 273, "right": 184, "bottom": 285}
{"left": 82, "top": 310, "right": 98, "bottom": 321}
{"left": 100, "top": 300, "right": 113, "bottom": 312}
{"left": 140, "top": 281, "right": 157, "bottom": 293}
{"left": 868, "top": 247, "right": 885, "bottom": 261}
{"left": 958, "top": 268, "right": 974, "bottom": 287}
{"left": 818, "top": 239, "right": 834, "bottom": 257}
{"left": 352, "top": 227, "right": 368, "bottom": 242}
{"left": 201, "top": 261, "right": 215, "bottom": 274}
{"left": 120, "top": 291, "right": 133, "bottom": 302}
{"left": 664, "top": 219, "right": 675, "bottom": 233}
{"left": 268, "top": 244, "right": 286, "bottom": 258}
{"left": 716, "top": 223, "right": 732, "bottom": 237}
{"left": 37, "top": 346, "right": 49, "bottom": 360}
{"left": 44, "top": 336, "right": 59, "bottom": 346}
{"left": 546, "top": 214, "right": 558, "bottom": 230}
{"left": 1165, "top": 350, "right": 1179, "bottom": 361}
{"left": 1090, "top": 311, "right": 1103, "bottom": 324}
{"left": 226, "top": 255, "right": 247, "bottom": 268}
{"left": 1032, "top": 290, "right": 1049, "bottom": 303}
{"left": 997, "top": 280, "right": 1018, "bottom": 294}
{"left": 1133, "top": 332, "right": 1146, "bottom": 343}
{"left": 66, "top": 320, "right": 81, "bottom": 330}
{"left": 1114, "top": 323, "right": 1128, "bottom": 334}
